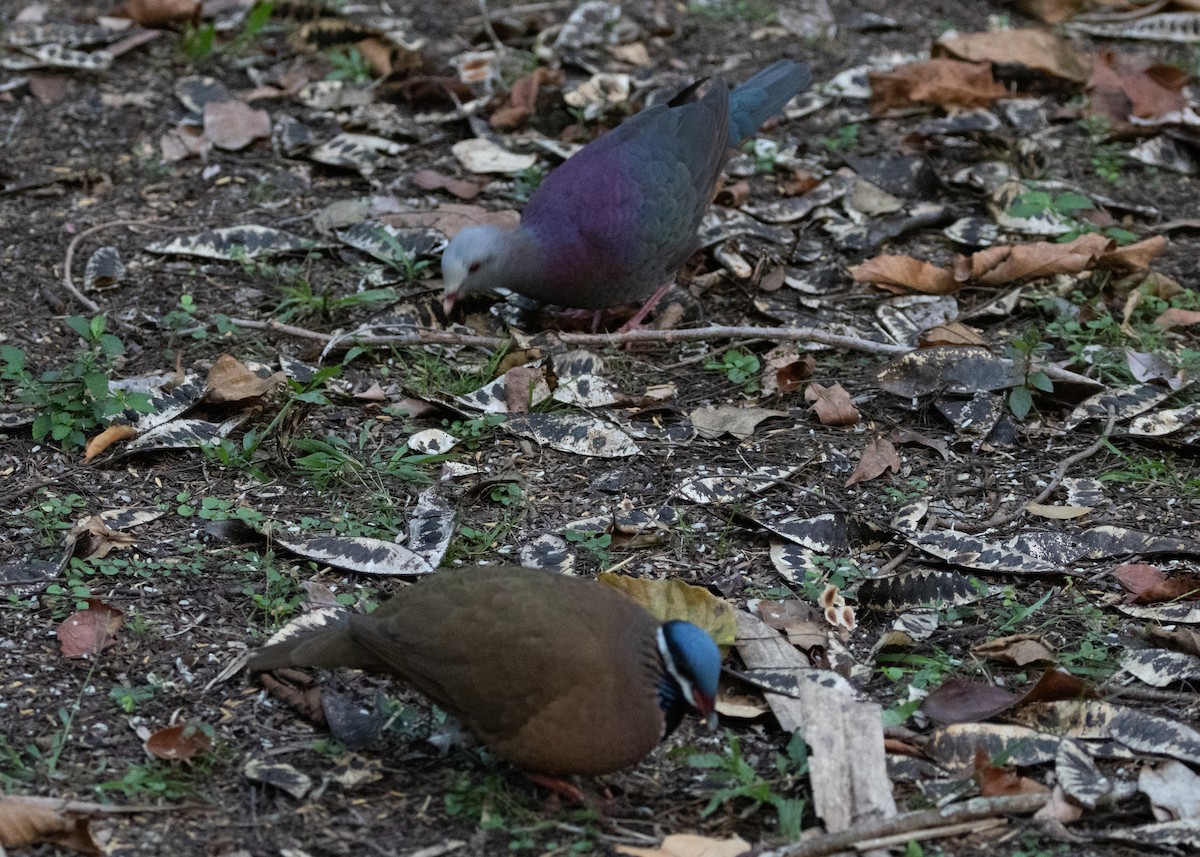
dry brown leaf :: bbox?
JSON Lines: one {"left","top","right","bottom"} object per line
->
{"left": 845, "top": 437, "right": 900, "bottom": 487}
{"left": 144, "top": 723, "right": 213, "bottom": 762}
{"left": 29, "top": 74, "right": 68, "bottom": 105}
{"left": 1115, "top": 562, "right": 1168, "bottom": 601}
{"left": 1135, "top": 575, "right": 1200, "bottom": 605}
{"left": 490, "top": 68, "right": 562, "bottom": 131}
{"left": 975, "top": 748, "right": 1051, "bottom": 797}
{"left": 502, "top": 365, "right": 542, "bottom": 414}
{"left": 412, "top": 168, "right": 482, "bottom": 200}
{"left": 117, "top": 0, "right": 199, "bottom": 26}
{"left": 70, "top": 514, "right": 138, "bottom": 561}
{"left": 1146, "top": 626, "right": 1200, "bottom": 659}
{"left": 160, "top": 122, "right": 210, "bottom": 162}
{"left": 1099, "top": 235, "right": 1167, "bottom": 271}
{"left": 974, "top": 634, "right": 1057, "bottom": 667}
{"left": 691, "top": 406, "right": 788, "bottom": 440}
{"left": 850, "top": 254, "right": 958, "bottom": 294}
{"left": 57, "top": 600, "right": 125, "bottom": 658}
{"left": 956, "top": 233, "right": 1111, "bottom": 286}
{"left": 203, "top": 100, "right": 271, "bottom": 151}
{"left": 1088, "top": 50, "right": 1188, "bottom": 135}
{"left": 758, "top": 600, "right": 828, "bottom": 651}
{"left": 381, "top": 203, "right": 519, "bottom": 238}
{"left": 922, "top": 677, "right": 1018, "bottom": 724}
{"left": 1034, "top": 783, "right": 1085, "bottom": 823}
{"left": 761, "top": 345, "right": 813, "bottom": 396}
{"left": 0, "top": 795, "right": 101, "bottom": 855}
{"left": 714, "top": 687, "right": 769, "bottom": 719}
{"left": 714, "top": 180, "right": 751, "bottom": 207}
{"left": 616, "top": 834, "right": 751, "bottom": 857}
{"left": 870, "top": 59, "right": 1008, "bottom": 112}
{"left": 1154, "top": 308, "right": 1200, "bottom": 330}
{"left": 805, "top": 382, "right": 859, "bottom": 426}
{"left": 1015, "top": 0, "right": 1087, "bottom": 24}
{"left": 920, "top": 321, "right": 987, "bottom": 346}
{"left": 1025, "top": 501, "right": 1092, "bottom": 520}
{"left": 205, "top": 354, "right": 286, "bottom": 403}
{"left": 599, "top": 573, "right": 736, "bottom": 646}
{"left": 257, "top": 669, "right": 326, "bottom": 724}
{"left": 780, "top": 168, "right": 822, "bottom": 197}
{"left": 355, "top": 37, "right": 395, "bottom": 78}
{"left": 936, "top": 29, "right": 1088, "bottom": 82}
{"left": 352, "top": 382, "right": 388, "bottom": 402}
{"left": 83, "top": 423, "right": 137, "bottom": 461}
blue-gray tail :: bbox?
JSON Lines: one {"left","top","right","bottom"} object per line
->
{"left": 728, "top": 59, "right": 812, "bottom": 146}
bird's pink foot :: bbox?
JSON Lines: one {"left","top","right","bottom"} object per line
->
{"left": 616, "top": 283, "right": 673, "bottom": 333}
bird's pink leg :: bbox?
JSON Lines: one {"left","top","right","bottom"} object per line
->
{"left": 524, "top": 772, "right": 585, "bottom": 804}
{"left": 616, "top": 281, "right": 673, "bottom": 332}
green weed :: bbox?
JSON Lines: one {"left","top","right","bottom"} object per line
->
{"left": 565, "top": 529, "right": 613, "bottom": 568}
{"left": 688, "top": 732, "right": 808, "bottom": 838}
{"left": 1004, "top": 327, "right": 1054, "bottom": 421}
{"left": 1006, "top": 190, "right": 1137, "bottom": 245}
{"left": 818, "top": 123, "right": 860, "bottom": 152}
{"left": 1, "top": 316, "right": 153, "bottom": 451}
{"left": 705, "top": 348, "right": 761, "bottom": 393}
{"left": 326, "top": 46, "right": 372, "bottom": 84}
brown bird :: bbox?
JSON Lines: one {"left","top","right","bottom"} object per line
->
{"left": 247, "top": 565, "right": 721, "bottom": 777}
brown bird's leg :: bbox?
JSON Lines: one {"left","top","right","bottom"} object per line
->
{"left": 617, "top": 281, "right": 672, "bottom": 333}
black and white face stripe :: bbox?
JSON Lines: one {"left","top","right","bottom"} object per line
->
{"left": 657, "top": 626, "right": 699, "bottom": 710}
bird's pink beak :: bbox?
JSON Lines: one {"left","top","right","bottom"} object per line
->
{"left": 442, "top": 290, "right": 457, "bottom": 318}
{"left": 695, "top": 690, "right": 717, "bottom": 730}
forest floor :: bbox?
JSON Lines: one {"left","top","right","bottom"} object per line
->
{"left": 3, "top": 0, "right": 1200, "bottom": 855}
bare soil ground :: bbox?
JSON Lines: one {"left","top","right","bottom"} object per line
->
{"left": 3, "top": 1, "right": 1200, "bottom": 856}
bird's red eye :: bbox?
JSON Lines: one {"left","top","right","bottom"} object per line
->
{"left": 468, "top": 261, "right": 482, "bottom": 274}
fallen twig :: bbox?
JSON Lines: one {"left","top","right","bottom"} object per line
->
{"left": 760, "top": 793, "right": 1049, "bottom": 857}
{"left": 963, "top": 405, "right": 1117, "bottom": 532}
{"left": 226, "top": 318, "right": 911, "bottom": 355}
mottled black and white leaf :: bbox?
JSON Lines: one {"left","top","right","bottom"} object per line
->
{"left": 406, "top": 489, "right": 454, "bottom": 568}
{"left": 146, "top": 226, "right": 317, "bottom": 261}
{"left": 769, "top": 542, "right": 832, "bottom": 586}
{"left": 925, "top": 723, "right": 1059, "bottom": 773}
{"left": 910, "top": 530, "right": 1060, "bottom": 574}
{"left": 756, "top": 512, "right": 890, "bottom": 554}
{"left": 407, "top": 429, "right": 459, "bottom": 455}
{"left": 243, "top": 758, "right": 313, "bottom": 800}
{"left": 858, "top": 568, "right": 982, "bottom": 612}
{"left": 517, "top": 534, "right": 573, "bottom": 571}
{"left": 503, "top": 414, "right": 638, "bottom": 458}
{"left": 874, "top": 346, "right": 1022, "bottom": 398}
{"left": 1065, "top": 383, "right": 1180, "bottom": 431}
{"left": 1109, "top": 708, "right": 1200, "bottom": 765}
{"left": 83, "top": 245, "right": 124, "bottom": 291}
{"left": 1081, "top": 525, "right": 1200, "bottom": 559}
{"left": 1122, "top": 649, "right": 1200, "bottom": 688}
{"left": 122, "top": 415, "right": 247, "bottom": 455}
{"left": 1056, "top": 739, "right": 1111, "bottom": 809}
{"left": 677, "top": 465, "right": 799, "bottom": 504}
{"left": 273, "top": 534, "right": 434, "bottom": 576}
{"left": 335, "top": 221, "right": 445, "bottom": 261}
{"left": 731, "top": 667, "right": 854, "bottom": 699}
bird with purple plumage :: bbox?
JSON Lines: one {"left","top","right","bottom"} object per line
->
{"left": 441, "top": 59, "right": 812, "bottom": 327}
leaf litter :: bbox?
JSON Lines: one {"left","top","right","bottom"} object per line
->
{"left": 4, "top": 0, "right": 1200, "bottom": 854}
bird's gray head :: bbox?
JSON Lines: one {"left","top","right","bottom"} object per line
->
{"left": 441, "top": 225, "right": 512, "bottom": 316}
